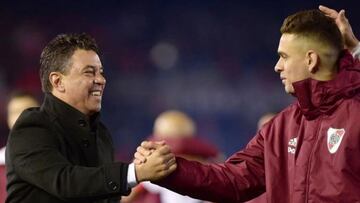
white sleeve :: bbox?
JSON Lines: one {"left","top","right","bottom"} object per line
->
{"left": 127, "top": 163, "right": 138, "bottom": 188}
{"left": 142, "top": 181, "right": 204, "bottom": 203}
{"left": 0, "top": 147, "right": 6, "bottom": 165}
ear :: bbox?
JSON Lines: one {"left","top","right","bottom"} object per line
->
{"left": 306, "top": 50, "right": 319, "bottom": 74}
{"left": 49, "top": 72, "right": 65, "bottom": 92}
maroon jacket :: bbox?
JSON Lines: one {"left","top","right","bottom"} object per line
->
{"left": 157, "top": 52, "right": 360, "bottom": 203}
{"left": 0, "top": 165, "right": 6, "bottom": 203}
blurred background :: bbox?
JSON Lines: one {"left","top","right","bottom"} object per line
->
{"left": 0, "top": 0, "right": 359, "bottom": 161}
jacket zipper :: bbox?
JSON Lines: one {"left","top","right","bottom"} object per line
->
{"left": 304, "top": 116, "right": 323, "bottom": 203}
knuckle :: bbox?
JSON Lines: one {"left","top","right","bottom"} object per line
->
{"left": 159, "top": 147, "right": 168, "bottom": 154}
{"left": 141, "top": 141, "right": 149, "bottom": 147}
{"left": 160, "top": 157, "right": 167, "bottom": 164}
{"left": 159, "top": 164, "right": 166, "bottom": 171}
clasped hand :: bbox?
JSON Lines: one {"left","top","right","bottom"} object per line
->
{"left": 134, "top": 141, "right": 177, "bottom": 182}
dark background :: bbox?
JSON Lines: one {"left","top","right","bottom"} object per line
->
{"left": 0, "top": 0, "right": 359, "bottom": 161}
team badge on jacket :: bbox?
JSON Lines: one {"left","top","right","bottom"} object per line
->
{"left": 288, "top": 137, "right": 298, "bottom": 154}
{"left": 327, "top": 128, "right": 345, "bottom": 154}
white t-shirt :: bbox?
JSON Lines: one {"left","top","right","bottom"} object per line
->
{"left": 142, "top": 181, "right": 204, "bottom": 203}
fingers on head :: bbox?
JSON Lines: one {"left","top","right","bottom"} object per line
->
{"left": 339, "top": 9, "right": 347, "bottom": 19}
{"left": 319, "top": 5, "right": 335, "bottom": 14}
{"left": 318, "top": 5, "right": 327, "bottom": 11}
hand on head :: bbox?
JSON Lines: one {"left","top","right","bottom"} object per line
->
{"left": 319, "top": 5, "right": 359, "bottom": 51}
{"left": 134, "top": 141, "right": 177, "bottom": 182}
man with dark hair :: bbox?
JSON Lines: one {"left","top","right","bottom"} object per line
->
{"left": 39, "top": 33, "right": 100, "bottom": 93}
{"left": 5, "top": 33, "right": 176, "bottom": 203}
{"left": 135, "top": 8, "right": 360, "bottom": 203}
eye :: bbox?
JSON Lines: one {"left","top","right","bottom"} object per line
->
{"left": 84, "top": 70, "right": 95, "bottom": 75}
{"left": 98, "top": 67, "right": 105, "bottom": 76}
{"left": 280, "top": 54, "right": 288, "bottom": 61}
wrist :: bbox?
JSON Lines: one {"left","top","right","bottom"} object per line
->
{"left": 134, "top": 164, "right": 144, "bottom": 182}
{"left": 127, "top": 163, "right": 138, "bottom": 188}
{"left": 347, "top": 36, "right": 360, "bottom": 52}
{"left": 351, "top": 41, "right": 360, "bottom": 59}
{"left": 351, "top": 41, "right": 360, "bottom": 52}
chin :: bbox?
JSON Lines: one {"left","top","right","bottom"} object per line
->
{"left": 94, "top": 106, "right": 102, "bottom": 112}
{"left": 88, "top": 105, "right": 102, "bottom": 114}
{"left": 284, "top": 86, "right": 294, "bottom": 94}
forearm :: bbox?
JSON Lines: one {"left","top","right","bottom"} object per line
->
{"left": 155, "top": 157, "right": 265, "bottom": 203}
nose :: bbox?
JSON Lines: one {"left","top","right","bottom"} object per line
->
{"left": 274, "top": 59, "right": 282, "bottom": 73}
{"left": 94, "top": 73, "right": 106, "bottom": 85}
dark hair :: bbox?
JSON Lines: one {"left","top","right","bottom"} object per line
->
{"left": 280, "top": 10, "right": 343, "bottom": 53}
{"left": 39, "top": 33, "right": 99, "bottom": 92}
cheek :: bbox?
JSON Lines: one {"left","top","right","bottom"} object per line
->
{"left": 286, "top": 61, "right": 306, "bottom": 82}
{"left": 73, "top": 81, "right": 90, "bottom": 91}
{"left": 293, "top": 67, "right": 309, "bottom": 81}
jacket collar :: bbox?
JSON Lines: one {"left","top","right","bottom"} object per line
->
{"left": 41, "top": 93, "right": 100, "bottom": 131}
{"left": 293, "top": 51, "right": 360, "bottom": 120}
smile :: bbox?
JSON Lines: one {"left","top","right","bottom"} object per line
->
{"left": 90, "top": 90, "right": 102, "bottom": 96}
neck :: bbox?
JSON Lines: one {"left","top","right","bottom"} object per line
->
{"left": 312, "top": 63, "right": 338, "bottom": 81}
{"left": 50, "top": 91, "right": 90, "bottom": 118}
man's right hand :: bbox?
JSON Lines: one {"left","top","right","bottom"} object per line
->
{"left": 319, "top": 5, "right": 359, "bottom": 51}
{"left": 134, "top": 142, "right": 177, "bottom": 182}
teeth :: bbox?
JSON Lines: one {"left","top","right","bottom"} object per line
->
{"left": 91, "top": 91, "right": 101, "bottom": 96}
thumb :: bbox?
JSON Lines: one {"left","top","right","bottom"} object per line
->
{"left": 339, "top": 9, "right": 346, "bottom": 22}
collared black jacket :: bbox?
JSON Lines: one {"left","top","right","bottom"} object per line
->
{"left": 6, "top": 93, "right": 130, "bottom": 203}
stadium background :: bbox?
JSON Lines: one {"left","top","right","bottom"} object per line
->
{"left": 0, "top": 0, "right": 359, "bottom": 161}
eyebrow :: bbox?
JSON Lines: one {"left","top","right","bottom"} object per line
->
{"left": 277, "top": 51, "right": 287, "bottom": 57}
{"left": 82, "top": 65, "right": 104, "bottom": 71}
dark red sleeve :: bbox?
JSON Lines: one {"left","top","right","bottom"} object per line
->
{"left": 155, "top": 132, "right": 266, "bottom": 203}
{"left": 0, "top": 165, "right": 6, "bottom": 203}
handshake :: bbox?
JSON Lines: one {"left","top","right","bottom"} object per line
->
{"left": 133, "top": 141, "right": 177, "bottom": 182}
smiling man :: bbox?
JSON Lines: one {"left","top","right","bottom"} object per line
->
{"left": 49, "top": 49, "right": 106, "bottom": 115}
{"left": 5, "top": 33, "right": 176, "bottom": 203}
{"left": 135, "top": 8, "right": 360, "bottom": 203}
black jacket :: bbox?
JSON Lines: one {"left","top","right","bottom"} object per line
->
{"left": 6, "top": 93, "right": 130, "bottom": 203}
